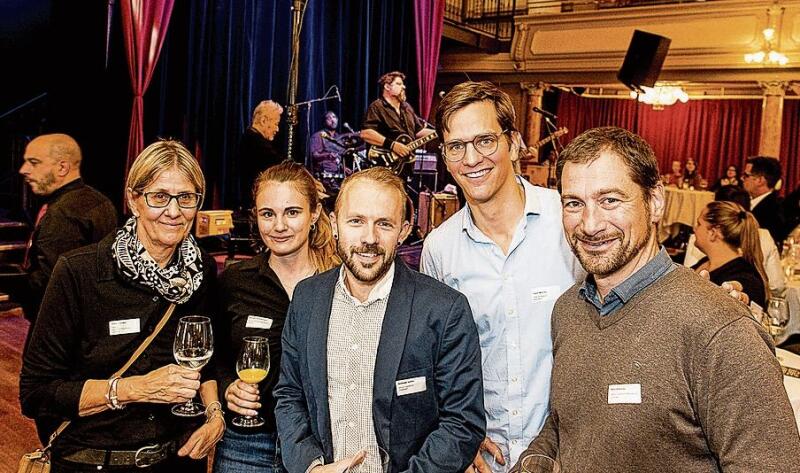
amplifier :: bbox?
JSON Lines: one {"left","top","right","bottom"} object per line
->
{"left": 413, "top": 151, "right": 438, "bottom": 172}
{"left": 417, "top": 192, "right": 459, "bottom": 238}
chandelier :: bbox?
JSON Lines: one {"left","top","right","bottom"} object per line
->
{"left": 744, "top": 4, "right": 789, "bottom": 66}
{"left": 630, "top": 85, "right": 689, "bottom": 110}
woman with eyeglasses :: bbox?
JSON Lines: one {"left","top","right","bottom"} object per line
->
{"left": 20, "top": 140, "right": 223, "bottom": 472}
{"left": 213, "top": 162, "right": 339, "bottom": 473}
{"left": 711, "top": 165, "right": 741, "bottom": 191}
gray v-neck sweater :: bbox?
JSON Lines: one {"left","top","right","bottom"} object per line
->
{"left": 519, "top": 266, "right": 800, "bottom": 472}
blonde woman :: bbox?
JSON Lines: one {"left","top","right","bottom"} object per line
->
{"left": 214, "top": 162, "right": 338, "bottom": 472}
{"left": 692, "top": 200, "right": 769, "bottom": 308}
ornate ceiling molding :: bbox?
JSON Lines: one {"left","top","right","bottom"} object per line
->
{"left": 440, "top": 0, "right": 800, "bottom": 84}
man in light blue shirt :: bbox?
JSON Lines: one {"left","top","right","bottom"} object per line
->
{"left": 420, "top": 81, "right": 583, "bottom": 471}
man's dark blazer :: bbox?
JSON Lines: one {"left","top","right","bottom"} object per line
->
{"left": 752, "top": 191, "right": 787, "bottom": 244}
{"left": 274, "top": 259, "right": 485, "bottom": 473}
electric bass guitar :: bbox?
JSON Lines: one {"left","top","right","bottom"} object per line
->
{"left": 367, "top": 131, "right": 439, "bottom": 174}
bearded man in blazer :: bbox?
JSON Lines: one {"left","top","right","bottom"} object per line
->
{"left": 274, "top": 167, "right": 485, "bottom": 473}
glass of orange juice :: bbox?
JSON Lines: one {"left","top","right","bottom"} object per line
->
{"left": 232, "top": 336, "right": 270, "bottom": 428}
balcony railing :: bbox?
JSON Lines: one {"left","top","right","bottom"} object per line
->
{"left": 445, "top": 0, "right": 526, "bottom": 42}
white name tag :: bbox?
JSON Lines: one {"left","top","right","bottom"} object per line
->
{"left": 608, "top": 383, "right": 642, "bottom": 404}
{"left": 246, "top": 315, "right": 273, "bottom": 330}
{"left": 108, "top": 318, "right": 140, "bottom": 336}
{"left": 395, "top": 376, "right": 427, "bottom": 396}
{"left": 531, "top": 285, "right": 559, "bottom": 304}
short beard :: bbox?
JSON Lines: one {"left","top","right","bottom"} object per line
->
{"left": 337, "top": 240, "right": 395, "bottom": 284}
{"left": 35, "top": 172, "right": 56, "bottom": 195}
{"left": 569, "top": 209, "right": 653, "bottom": 278}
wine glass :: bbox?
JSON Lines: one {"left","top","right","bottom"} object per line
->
{"left": 767, "top": 297, "right": 790, "bottom": 341}
{"left": 232, "top": 336, "right": 270, "bottom": 428}
{"left": 519, "top": 453, "right": 560, "bottom": 473}
{"left": 172, "top": 315, "right": 213, "bottom": 417}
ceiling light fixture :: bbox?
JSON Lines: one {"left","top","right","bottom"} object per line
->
{"left": 744, "top": 4, "right": 789, "bottom": 66}
{"left": 630, "top": 84, "right": 689, "bottom": 110}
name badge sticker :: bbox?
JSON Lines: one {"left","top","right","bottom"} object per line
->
{"left": 531, "top": 285, "right": 560, "bottom": 304}
{"left": 108, "top": 318, "right": 141, "bottom": 336}
{"left": 246, "top": 315, "right": 274, "bottom": 330}
{"left": 395, "top": 376, "right": 427, "bottom": 396}
{"left": 608, "top": 383, "right": 642, "bottom": 404}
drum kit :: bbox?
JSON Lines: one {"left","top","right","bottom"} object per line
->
{"left": 317, "top": 129, "right": 406, "bottom": 193}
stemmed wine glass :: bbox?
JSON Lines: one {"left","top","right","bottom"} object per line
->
{"left": 767, "top": 297, "right": 790, "bottom": 342}
{"left": 232, "top": 336, "right": 270, "bottom": 428}
{"left": 172, "top": 315, "right": 213, "bottom": 417}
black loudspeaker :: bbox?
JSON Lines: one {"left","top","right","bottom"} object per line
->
{"left": 617, "top": 30, "right": 671, "bottom": 91}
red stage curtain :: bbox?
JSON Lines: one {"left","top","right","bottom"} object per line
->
{"left": 120, "top": 0, "right": 175, "bottom": 181}
{"left": 414, "top": 0, "right": 445, "bottom": 120}
{"left": 781, "top": 100, "right": 800, "bottom": 195}
{"left": 556, "top": 93, "right": 762, "bottom": 185}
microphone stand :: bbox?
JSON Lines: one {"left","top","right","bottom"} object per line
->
{"left": 294, "top": 86, "right": 340, "bottom": 167}
{"left": 286, "top": 0, "right": 308, "bottom": 162}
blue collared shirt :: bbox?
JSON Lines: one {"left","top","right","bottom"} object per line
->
{"left": 421, "top": 177, "right": 584, "bottom": 462}
{"left": 579, "top": 247, "right": 676, "bottom": 316}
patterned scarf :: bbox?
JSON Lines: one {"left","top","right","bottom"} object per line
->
{"left": 111, "top": 217, "right": 203, "bottom": 304}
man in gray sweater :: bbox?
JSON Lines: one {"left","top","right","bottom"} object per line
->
{"left": 514, "top": 127, "right": 800, "bottom": 472}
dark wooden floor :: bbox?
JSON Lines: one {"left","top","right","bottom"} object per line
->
{"left": 0, "top": 312, "right": 39, "bottom": 472}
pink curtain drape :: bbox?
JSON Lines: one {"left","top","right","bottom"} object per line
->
{"left": 120, "top": 0, "right": 175, "bottom": 177}
{"left": 414, "top": 0, "right": 445, "bottom": 120}
{"left": 555, "top": 93, "right": 763, "bottom": 185}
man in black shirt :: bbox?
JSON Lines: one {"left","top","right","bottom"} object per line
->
{"left": 236, "top": 99, "right": 284, "bottom": 209}
{"left": 361, "top": 71, "right": 435, "bottom": 163}
{"left": 18, "top": 133, "right": 117, "bottom": 323}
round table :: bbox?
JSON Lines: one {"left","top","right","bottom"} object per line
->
{"left": 659, "top": 187, "right": 715, "bottom": 242}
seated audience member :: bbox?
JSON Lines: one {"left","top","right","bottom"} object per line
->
{"left": 514, "top": 126, "right": 799, "bottom": 473}
{"left": 685, "top": 185, "right": 785, "bottom": 293}
{"left": 214, "top": 162, "right": 340, "bottom": 473}
{"left": 662, "top": 159, "right": 683, "bottom": 187}
{"left": 20, "top": 140, "right": 223, "bottom": 471}
{"left": 682, "top": 157, "right": 704, "bottom": 189}
{"left": 743, "top": 155, "right": 787, "bottom": 245}
{"left": 691, "top": 200, "right": 769, "bottom": 308}
{"left": 711, "top": 165, "right": 741, "bottom": 190}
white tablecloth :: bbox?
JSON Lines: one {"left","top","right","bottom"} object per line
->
{"left": 777, "top": 348, "right": 800, "bottom": 434}
{"left": 658, "top": 187, "right": 715, "bottom": 241}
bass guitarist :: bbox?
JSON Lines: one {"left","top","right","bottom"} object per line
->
{"left": 360, "top": 71, "right": 436, "bottom": 174}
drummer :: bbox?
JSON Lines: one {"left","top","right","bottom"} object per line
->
{"left": 309, "top": 111, "right": 347, "bottom": 182}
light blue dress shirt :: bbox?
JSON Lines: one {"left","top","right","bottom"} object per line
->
{"left": 421, "top": 177, "right": 584, "bottom": 462}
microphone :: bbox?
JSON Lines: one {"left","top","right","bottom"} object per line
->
{"left": 343, "top": 122, "right": 355, "bottom": 133}
{"left": 532, "top": 107, "right": 557, "bottom": 120}
{"left": 334, "top": 86, "right": 341, "bottom": 103}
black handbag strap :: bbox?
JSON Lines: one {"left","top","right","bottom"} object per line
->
{"left": 44, "top": 303, "right": 177, "bottom": 449}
